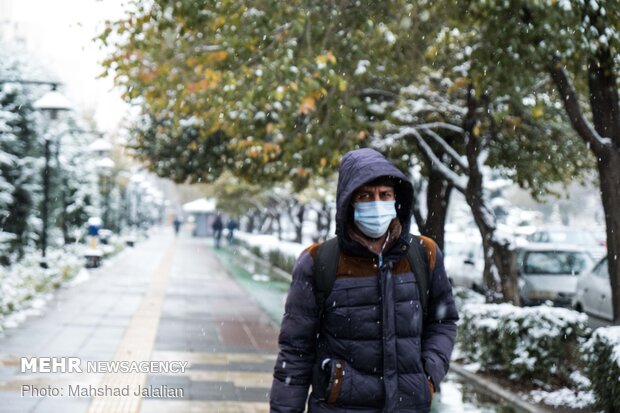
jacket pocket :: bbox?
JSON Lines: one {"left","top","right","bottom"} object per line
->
{"left": 398, "top": 373, "right": 432, "bottom": 409}
{"left": 325, "top": 359, "right": 345, "bottom": 404}
{"left": 323, "top": 359, "right": 384, "bottom": 407}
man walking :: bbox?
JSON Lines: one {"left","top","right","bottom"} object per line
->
{"left": 270, "top": 148, "right": 458, "bottom": 412}
{"left": 212, "top": 214, "right": 224, "bottom": 249}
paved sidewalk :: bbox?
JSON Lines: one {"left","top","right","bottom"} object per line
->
{"left": 0, "top": 230, "right": 280, "bottom": 413}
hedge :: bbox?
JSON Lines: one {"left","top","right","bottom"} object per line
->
{"left": 458, "top": 302, "right": 590, "bottom": 385}
{"left": 582, "top": 326, "right": 620, "bottom": 413}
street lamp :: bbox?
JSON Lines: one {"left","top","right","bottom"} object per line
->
{"left": 95, "top": 156, "right": 116, "bottom": 229}
{"left": 32, "top": 86, "right": 72, "bottom": 262}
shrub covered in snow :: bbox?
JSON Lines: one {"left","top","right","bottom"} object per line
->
{"left": 582, "top": 326, "right": 620, "bottom": 413}
{"left": 0, "top": 246, "right": 83, "bottom": 328}
{"left": 458, "top": 303, "right": 590, "bottom": 385}
{"left": 235, "top": 232, "right": 303, "bottom": 273}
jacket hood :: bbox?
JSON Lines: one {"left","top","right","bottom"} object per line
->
{"left": 335, "top": 148, "right": 414, "bottom": 255}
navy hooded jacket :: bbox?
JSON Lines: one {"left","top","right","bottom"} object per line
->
{"left": 270, "top": 148, "right": 458, "bottom": 413}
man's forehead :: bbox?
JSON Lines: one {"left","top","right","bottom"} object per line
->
{"left": 355, "top": 185, "right": 395, "bottom": 193}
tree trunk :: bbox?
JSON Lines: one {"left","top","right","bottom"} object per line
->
{"left": 465, "top": 163, "right": 504, "bottom": 303}
{"left": 491, "top": 239, "right": 519, "bottom": 305}
{"left": 295, "top": 204, "right": 305, "bottom": 244}
{"left": 314, "top": 202, "right": 330, "bottom": 242}
{"left": 588, "top": 49, "right": 620, "bottom": 324}
{"left": 421, "top": 169, "right": 452, "bottom": 252}
{"left": 246, "top": 210, "right": 257, "bottom": 233}
{"left": 598, "top": 157, "right": 620, "bottom": 324}
{"left": 549, "top": 58, "right": 620, "bottom": 321}
{"left": 463, "top": 86, "right": 519, "bottom": 304}
{"left": 276, "top": 213, "right": 282, "bottom": 241}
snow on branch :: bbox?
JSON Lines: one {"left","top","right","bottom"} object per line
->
{"left": 414, "top": 122, "right": 464, "bottom": 134}
{"left": 389, "top": 127, "right": 467, "bottom": 192}
{"left": 420, "top": 127, "right": 468, "bottom": 170}
{"left": 548, "top": 63, "right": 612, "bottom": 153}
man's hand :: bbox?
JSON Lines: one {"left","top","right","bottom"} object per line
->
{"left": 428, "top": 378, "right": 434, "bottom": 402}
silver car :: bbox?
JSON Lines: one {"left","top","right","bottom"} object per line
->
{"left": 573, "top": 257, "right": 613, "bottom": 321}
{"left": 517, "top": 243, "right": 594, "bottom": 307}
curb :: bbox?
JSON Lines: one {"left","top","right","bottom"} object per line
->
{"left": 450, "top": 363, "right": 556, "bottom": 413}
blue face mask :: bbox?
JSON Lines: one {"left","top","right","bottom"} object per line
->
{"left": 353, "top": 201, "right": 397, "bottom": 239}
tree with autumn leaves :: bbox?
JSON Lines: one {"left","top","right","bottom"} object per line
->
{"left": 422, "top": 0, "right": 620, "bottom": 322}
{"left": 100, "top": 0, "right": 603, "bottom": 307}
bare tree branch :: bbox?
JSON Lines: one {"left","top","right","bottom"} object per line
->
{"left": 414, "top": 122, "right": 464, "bottom": 134}
{"left": 421, "top": 127, "right": 468, "bottom": 170}
{"left": 358, "top": 88, "right": 399, "bottom": 99}
{"left": 389, "top": 127, "right": 468, "bottom": 192}
{"left": 548, "top": 62, "right": 611, "bottom": 154}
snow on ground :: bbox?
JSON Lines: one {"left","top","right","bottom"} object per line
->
{"left": 67, "top": 268, "right": 91, "bottom": 286}
{"left": 0, "top": 294, "right": 52, "bottom": 330}
{"left": 236, "top": 232, "right": 305, "bottom": 259}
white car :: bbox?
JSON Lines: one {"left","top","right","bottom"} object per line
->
{"left": 573, "top": 257, "right": 613, "bottom": 321}
{"left": 527, "top": 226, "right": 606, "bottom": 260}
{"left": 517, "top": 243, "right": 594, "bottom": 307}
{"left": 444, "top": 240, "right": 485, "bottom": 292}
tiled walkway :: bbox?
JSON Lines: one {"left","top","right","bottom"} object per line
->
{"left": 0, "top": 230, "right": 280, "bottom": 413}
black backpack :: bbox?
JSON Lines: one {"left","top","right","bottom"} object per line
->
{"left": 313, "top": 234, "right": 431, "bottom": 321}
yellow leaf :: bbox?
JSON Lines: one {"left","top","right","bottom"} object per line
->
{"left": 315, "top": 51, "right": 336, "bottom": 67}
{"left": 532, "top": 106, "right": 544, "bottom": 118}
{"left": 338, "top": 78, "right": 347, "bottom": 92}
{"left": 204, "top": 68, "right": 222, "bottom": 89}
{"left": 472, "top": 122, "right": 481, "bottom": 138}
{"left": 316, "top": 55, "right": 327, "bottom": 66}
{"left": 208, "top": 51, "right": 229, "bottom": 63}
{"left": 326, "top": 51, "right": 336, "bottom": 64}
{"left": 425, "top": 46, "right": 438, "bottom": 59}
{"left": 210, "top": 16, "right": 225, "bottom": 30}
{"left": 290, "top": 82, "right": 298, "bottom": 92}
{"left": 448, "top": 77, "right": 469, "bottom": 93}
{"left": 299, "top": 96, "right": 316, "bottom": 114}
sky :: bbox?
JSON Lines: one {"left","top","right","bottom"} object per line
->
{"left": 0, "top": 0, "right": 131, "bottom": 133}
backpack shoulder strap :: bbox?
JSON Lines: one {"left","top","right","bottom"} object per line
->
{"left": 314, "top": 237, "right": 340, "bottom": 318}
{"left": 407, "top": 234, "right": 437, "bottom": 320}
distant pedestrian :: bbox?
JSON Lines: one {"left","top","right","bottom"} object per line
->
{"left": 87, "top": 217, "right": 101, "bottom": 249}
{"left": 212, "top": 214, "right": 224, "bottom": 248}
{"left": 226, "top": 219, "right": 238, "bottom": 245}
{"left": 173, "top": 216, "right": 182, "bottom": 235}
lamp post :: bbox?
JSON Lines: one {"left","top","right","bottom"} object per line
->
{"left": 89, "top": 136, "right": 115, "bottom": 230}
{"left": 32, "top": 86, "right": 72, "bottom": 262}
{"left": 95, "top": 156, "right": 115, "bottom": 229}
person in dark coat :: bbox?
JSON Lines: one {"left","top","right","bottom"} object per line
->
{"left": 270, "top": 148, "right": 458, "bottom": 413}
{"left": 212, "top": 214, "right": 224, "bottom": 248}
{"left": 173, "top": 216, "right": 182, "bottom": 235}
{"left": 226, "top": 218, "right": 238, "bottom": 245}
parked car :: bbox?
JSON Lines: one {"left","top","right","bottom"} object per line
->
{"left": 517, "top": 243, "right": 594, "bottom": 307}
{"left": 444, "top": 231, "right": 485, "bottom": 293}
{"left": 526, "top": 226, "right": 606, "bottom": 260}
{"left": 573, "top": 257, "right": 613, "bottom": 321}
